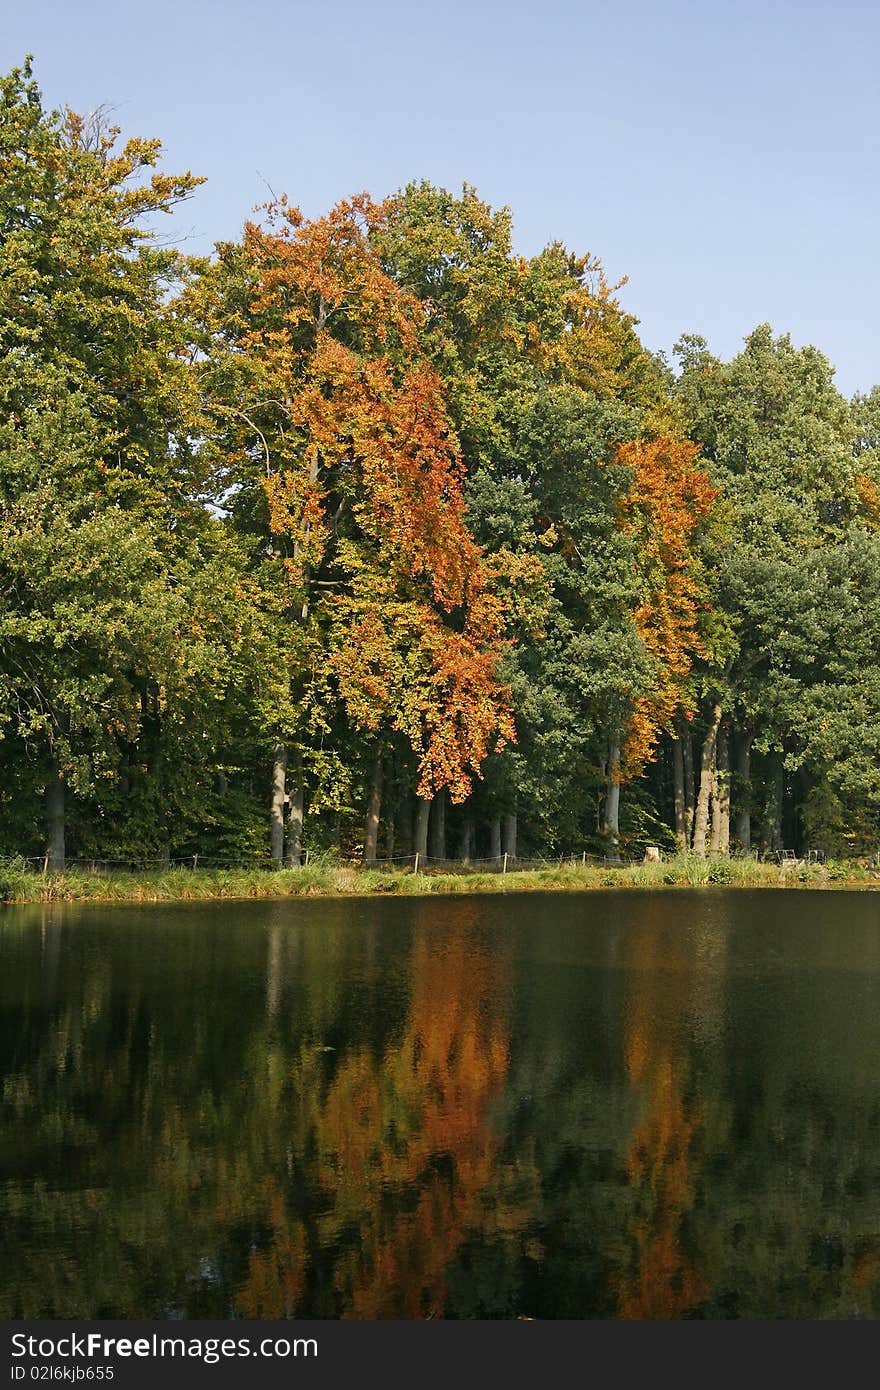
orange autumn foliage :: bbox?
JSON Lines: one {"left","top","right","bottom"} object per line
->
{"left": 219, "top": 195, "right": 513, "bottom": 798}
{"left": 856, "top": 474, "right": 880, "bottom": 529}
{"left": 616, "top": 436, "right": 716, "bottom": 774}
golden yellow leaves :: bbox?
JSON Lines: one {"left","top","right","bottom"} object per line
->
{"left": 616, "top": 437, "right": 716, "bottom": 774}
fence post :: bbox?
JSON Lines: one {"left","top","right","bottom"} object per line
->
{"left": 502, "top": 852, "right": 508, "bottom": 874}
{"left": 582, "top": 851, "right": 586, "bottom": 866}
{"left": 192, "top": 854, "right": 198, "bottom": 871}
{"left": 413, "top": 852, "right": 419, "bottom": 875}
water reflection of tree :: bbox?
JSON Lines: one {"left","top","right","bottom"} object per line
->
{"left": 0, "top": 903, "right": 536, "bottom": 1318}
{"left": 238, "top": 914, "right": 536, "bottom": 1318}
{"left": 612, "top": 916, "right": 710, "bottom": 1317}
{"left": 685, "top": 910, "right": 880, "bottom": 1319}
{"left": 613, "top": 905, "right": 880, "bottom": 1320}
{"left": 7, "top": 898, "right": 880, "bottom": 1318}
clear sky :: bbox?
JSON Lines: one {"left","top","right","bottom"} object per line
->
{"left": 5, "top": 0, "right": 879, "bottom": 395}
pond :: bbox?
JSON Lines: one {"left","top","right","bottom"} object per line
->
{"left": 2, "top": 889, "right": 880, "bottom": 1319}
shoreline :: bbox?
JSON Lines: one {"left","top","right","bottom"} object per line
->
{"left": 1, "top": 857, "right": 878, "bottom": 905}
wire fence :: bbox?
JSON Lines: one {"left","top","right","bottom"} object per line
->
{"left": 0, "top": 847, "right": 834, "bottom": 875}
{"left": 361, "top": 852, "right": 626, "bottom": 874}
{"left": 0, "top": 854, "right": 286, "bottom": 873}
{"left": 0, "top": 850, "right": 636, "bottom": 875}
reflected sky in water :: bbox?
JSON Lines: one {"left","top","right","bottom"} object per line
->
{"left": 2, "top": 889, "right": 880, "bottom": 1318}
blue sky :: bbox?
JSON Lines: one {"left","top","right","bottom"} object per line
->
{"left": 5, "top": 0, "right": 879, "bottom": 395}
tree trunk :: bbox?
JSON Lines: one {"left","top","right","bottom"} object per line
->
{"left": 603, "top": 741, "right": 622, "bottom": 860}
{"left": 718, "top": 730, "right": 731, "bottom": 857}
{"left": 414, "top": 796, "right": 431, "bottom": 859}
{"left": 285, "top": 751, "right": 304, "bottom": 868}
{"left": 710, "top": 727, "right": 730, "bottom": 856}
{"left": 710, "top": 757, "right": 721, "bottom": 856}
{"left": 429, "top": 789, "right": 446, "bottom": 860}
{"left": 362, "top": 749, "right": 383, "bottom": 863}
{"left": 502, "top": 812, "right": 517, "bottom": 860}
{"left": 734, "top": 728, "right": 753, "bottom": 852}
{"left": 384, "top": 812, "right": 395, "bottom": 860}
{"left": 459, "top": 812, "right": 474, "bottom": 862}
{"left": 693, "top": 702, "right": 723, "bottom": 857}
{"left": 46, "top": 771, "right": 65, "bottom": 872}
{"left": 764, "top": 754, "right": 784, "bottom": 855}
{"left": 270, "top": 743, "right": 286, "bottom": 864}
{"left": 682, "top": 722, "right": 696, "bottom": 845}
{"left": 672, "top": 732, "right": 687, "bottom": 850}
{"left": 488, "top": 816, "right": 502, "bottom": 859}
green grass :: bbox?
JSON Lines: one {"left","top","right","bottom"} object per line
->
{"left": 0, "top": 853, "right": 877, "bottom": 904}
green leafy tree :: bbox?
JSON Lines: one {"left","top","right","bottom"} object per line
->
{"left": 0, "top": 61, "right": 273, "bottom": 864}
{"left": 672, "top": 326, "right": 873, "bottom": 856}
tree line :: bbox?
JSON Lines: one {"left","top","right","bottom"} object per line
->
{"left": 2, "top": 59, "right": 879, "bottom": 869}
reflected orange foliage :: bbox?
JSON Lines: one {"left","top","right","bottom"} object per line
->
{"left": 321, "top": 930, "right": 519, "bottom": 1318}
{"left": 237, "top": 1193, "right": 309, "bottom": 1318}
{"left": 617, "top": 924, "right": 708, "bottom": 1319}
{"left": 233, "top": 922, "right": 533, "bottom": 1318}
{"left": 851, "top": 1251, "right": 880, "bottom": 1296}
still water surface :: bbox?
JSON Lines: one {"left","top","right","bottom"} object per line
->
{"left": 3, "top": 889, "right": 880, "bottom": 1319}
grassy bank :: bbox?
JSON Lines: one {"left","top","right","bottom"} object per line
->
{"left": 1, "top": 855, "right": 878, "bottom": 904}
